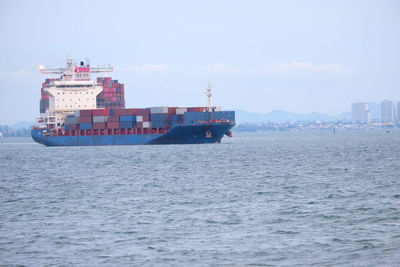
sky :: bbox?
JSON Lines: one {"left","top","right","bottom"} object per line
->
{"left": 0, "top": 0, "right": 399, "bottom": 124}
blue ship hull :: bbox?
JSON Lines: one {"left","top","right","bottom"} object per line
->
{"left": 31, "top": 123, "right": 234, "bottom": 146}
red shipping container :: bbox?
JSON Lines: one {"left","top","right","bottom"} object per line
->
{"left": 187, "top": 107, "right": 206, "bottom": 112}
{"left": 80, "top": 110, "right": 92, "bottom": 117}
{"left": 137, "top": 108, "right": 150, "bottom": 116}
{"left": 136, "top": 122, "right": 143, "bottom": 128}
{"left": 92, "top": 109, "right": 110, "bottom": 116}
{"left": 120, "top": 108, "right": 137, "bottom": 115}
{"left": 93, "top": 122, "right": 106, "bottom": 129}
{"left": 119, "top": 109, "right": 131, "bottom": 115}
{"left": 107, "top": 122, "right": 120, "bottom": 129}
{"left": 92, "top": 109, "right": 104, "bottom": 116}
{"left": 108, "top": 116, "right": 120, "bottom": 122}
{"left": 80, "top": 116, "right": 92, "bottom": 123}
{"left": 168, "top": 107, "right": 177, "bottom": 114}
{"left": 113, "top": 109, "right": 121, "bottom": 116}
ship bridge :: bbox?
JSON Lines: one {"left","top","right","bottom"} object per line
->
{"left": 39, "top": 57, "right": 113, "bottom": 81}
{"left": 38, "top": 57, "right": 113, "bottom": 128}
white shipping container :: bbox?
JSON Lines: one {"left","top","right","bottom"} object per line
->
{"left": 93, "top": 116, "right": 108, "bottom": 123}
{"left": 176, "top": 108, "right": 187, "bottom": 115}
{"left": 143, "top": 122, "right": 151, "bottom": 128}
{"left": 150, "top": 107, "right": 168, "bottom": 114}
{"left": 136, "top": 115, "right": 143, "bottom": 122}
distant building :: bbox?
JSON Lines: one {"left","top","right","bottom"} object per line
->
{"left": 397, "top": 102, "right": 400, "bottom": 122}
{"left": 381, "top": 100, "right": 396, "bottom": 122}
{"left": 352, "top": 103, "right": 370, "bottom": 123}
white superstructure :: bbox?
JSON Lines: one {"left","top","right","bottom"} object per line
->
{"left": 48, "top": 81, "right": 102, "bottom": 112}
{"left": 36, "top": 57, "right": 113, "bottom": 129}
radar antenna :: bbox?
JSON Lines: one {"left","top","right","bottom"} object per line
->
{"left": 206, "top": 81, "right": 213, "bottom": 112}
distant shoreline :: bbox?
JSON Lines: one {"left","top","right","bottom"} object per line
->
{"left": 233, "top": 121, "right": 399, "bottom": 133}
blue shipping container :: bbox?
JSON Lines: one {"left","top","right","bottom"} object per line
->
{"left": 151, "top": 113, "right": 168, "bottom": 121}
{"left": 120, "top": 121, "right": 137, "bottom": 128}
{"left": 151, "top": 120, "right": 169, "bottom": 128}
{"left": 183, "top": 111, "right": 235, "bottom": 124}
{"left": 171, "top": 114, "right": 184, "bottom": 121}
{"left": 80, "top": 123, "right": 92, "bottom": 130}
{"left": 120, "top": 122, "right": 132, "bottom": 129}
{"left": 120, "top": 115, "right": 136, "bottom": 122}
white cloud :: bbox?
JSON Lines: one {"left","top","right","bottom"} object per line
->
{"left": 124, "top": 64, "right": 173, "bottom": 72}
{"left": 0, "top": 69, "right": 36, "bottom": 78}
{"left": 203, "top": 64, "right": 243, "bottom": 73}
{"left": 204, "top": 62, "right": 354, "bottom": 74}
{"left": 261, "top": 62, "right": 354, "bottom": 73}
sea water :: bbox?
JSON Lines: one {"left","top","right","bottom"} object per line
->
{"left": 1, "top": 130, "right": 399, "bottom": 265}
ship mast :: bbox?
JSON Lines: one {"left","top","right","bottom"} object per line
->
{"left": 206, "top": 81, "right": 213, "bottom": 112}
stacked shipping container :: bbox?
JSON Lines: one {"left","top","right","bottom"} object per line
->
{"left": 79, "top": 109, "right": 92, "bottom": 130}
{"left": 96, "top": 77, "right": 125, "bottom": 109}
{"left": 62, "top": 105, "right": 234, "bottom": 132}
{"left": 40, "top": 78, "right": 60, "bottom": 113}
{"left": 63, "top": 108, "right": 152, "bottom": 130}
{"left": 183, "top": 111, "right": 235, "bottom": 125}
{"left": 150, "top": 107, "right": 169, "bottom": 128}
{"left": 92, "top": 109, "right": 109, "bottom": 129}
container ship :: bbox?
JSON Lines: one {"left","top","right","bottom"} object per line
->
{"left": 31, "top": 58, "right": 235, "bottom": 146}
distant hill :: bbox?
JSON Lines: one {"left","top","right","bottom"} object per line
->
{"left": 235, "top": 109, "right": 351, "bottom": 123}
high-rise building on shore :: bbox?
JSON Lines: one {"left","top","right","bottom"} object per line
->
{"left": 352, "top": 103, "right": 370, "bottom": 123}
{"left": 381, "top": 100, "right": 396, "bottom": 122}
{"left": 397, "top": 102, "right": 400, "bottom": 122}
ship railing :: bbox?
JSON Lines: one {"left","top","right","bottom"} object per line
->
{"left": 46, "top": 126, "right": 171, "bottom": 137}
{"left": 191, "top": 119, "right": 235, "bottom": 124}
